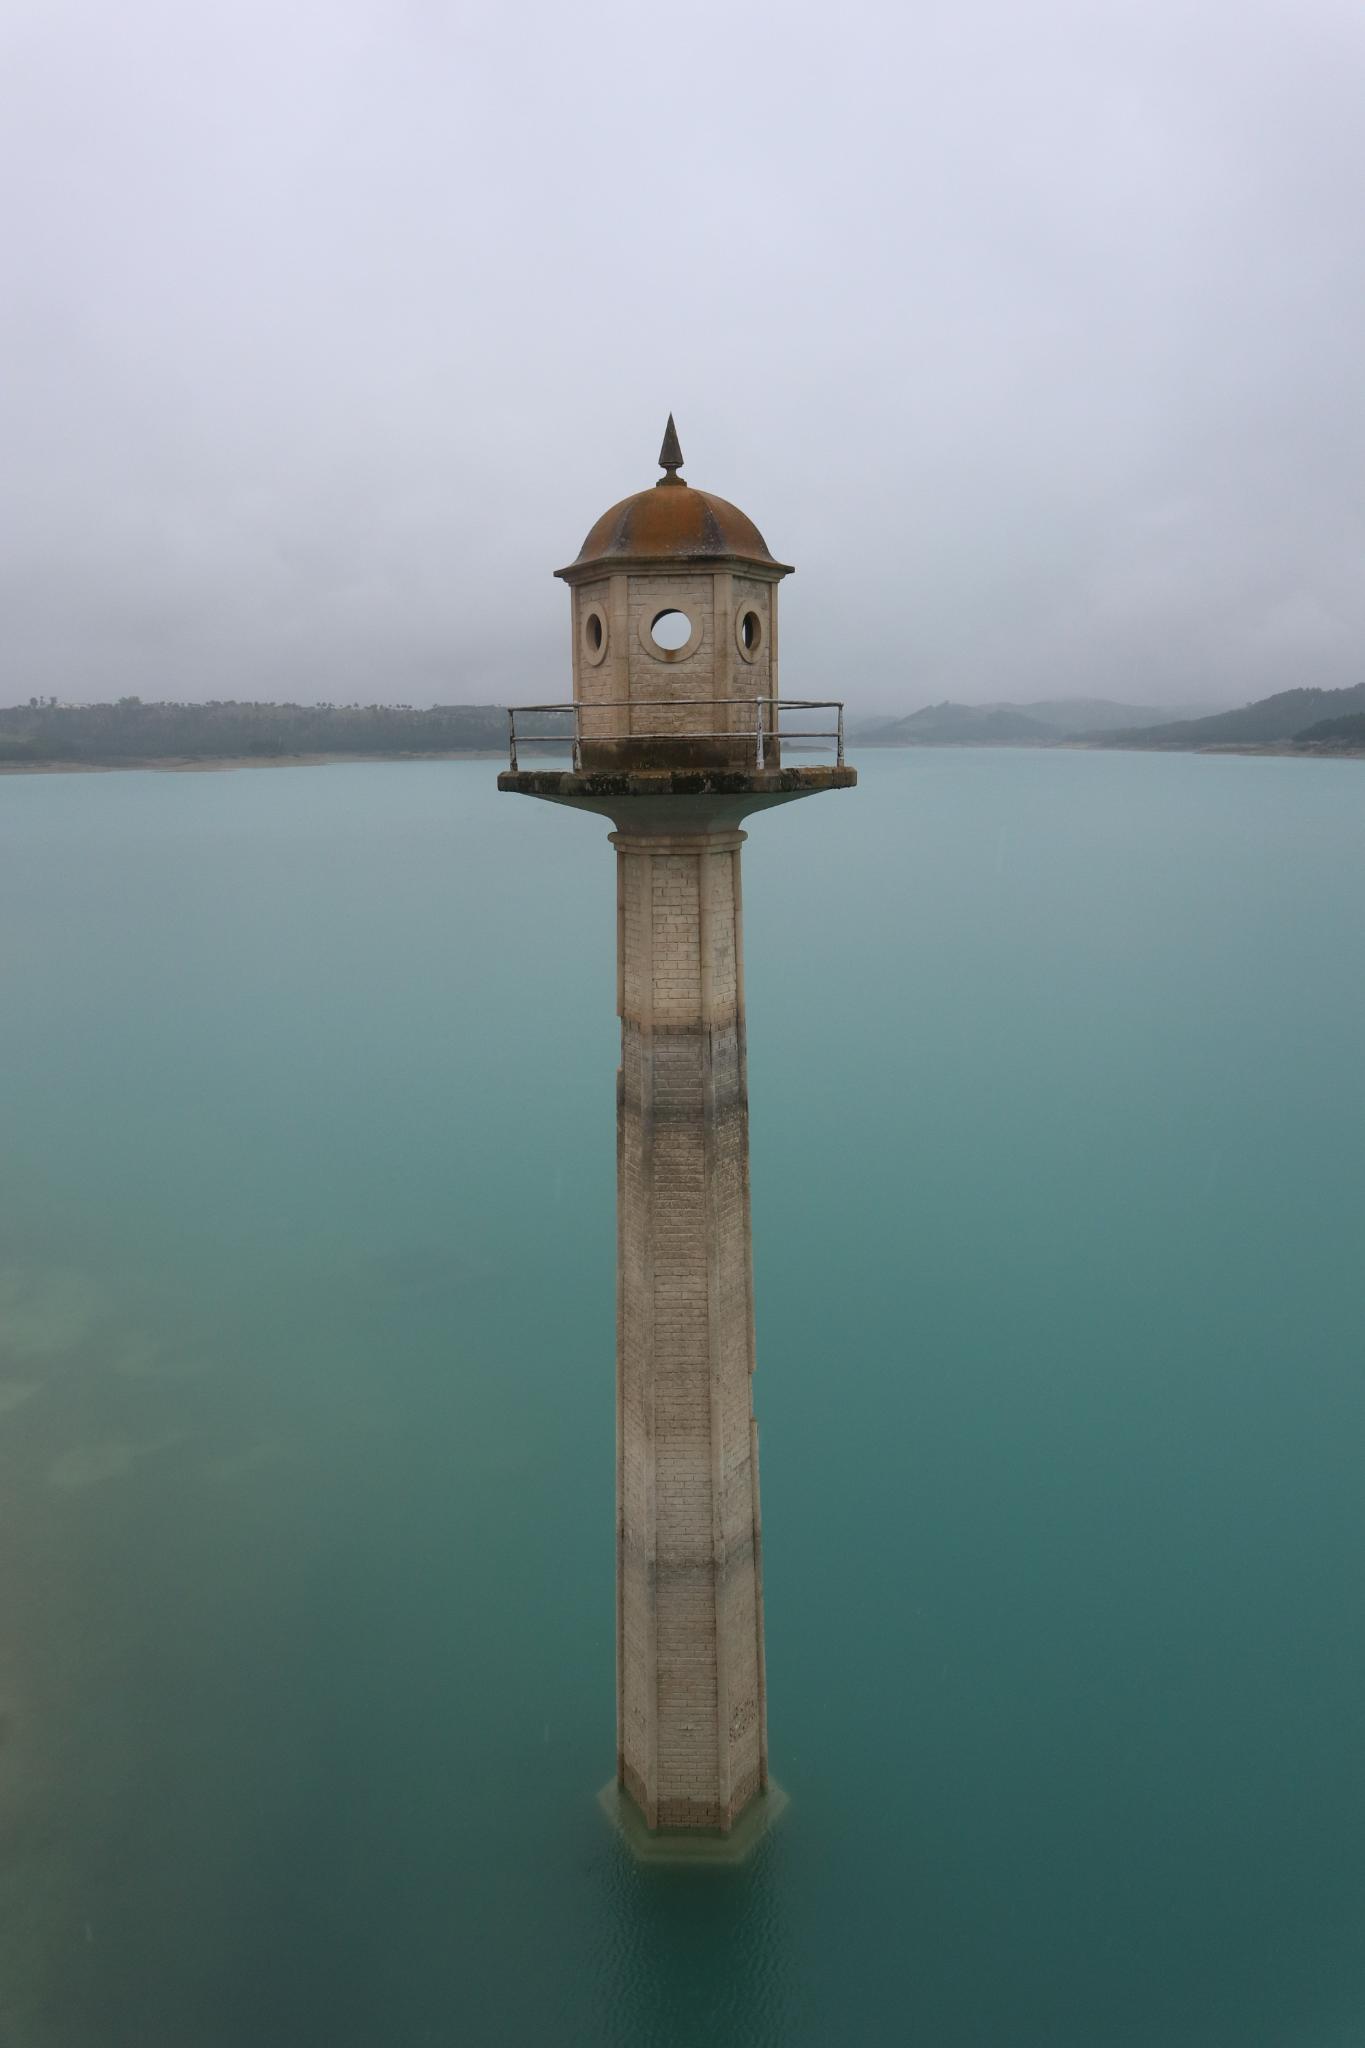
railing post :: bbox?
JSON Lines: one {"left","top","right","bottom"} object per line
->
{"left": 572, "top": 701, "right": 582, "bottom": 773}
{"left": 508, "top": 707, "right": 518, "bottom": 772}
{"left": 837, "top": 702, "right": 844, "bottom": 768}
{"left": 755, "top": 696, "right": 765, "bottom": 772}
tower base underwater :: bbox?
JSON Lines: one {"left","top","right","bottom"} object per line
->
{"left": 597, "top": 1776, "right": 789, "bottom": 1866}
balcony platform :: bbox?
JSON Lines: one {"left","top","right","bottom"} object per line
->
{"left": 498, "top": 762, "right": 856, "bottom": 831}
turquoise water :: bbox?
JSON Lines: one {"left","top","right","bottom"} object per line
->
{"left": 1, "top": 749, "right": 1363, "bottom": 2047}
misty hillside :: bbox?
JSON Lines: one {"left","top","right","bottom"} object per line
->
{"left": 860, "top": 703, "right": 1054, "bottom": 743}
{"left": 988, "top": 697, "right": 1220, "bottom": 734}
{"left": 853, "top": 697, "right": 1215, "bottom": 744}
{"left": 1101, "top": 682, "right": 1365, "bottom": 748}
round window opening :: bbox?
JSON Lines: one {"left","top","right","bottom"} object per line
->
{"left": 582, "top": 608, "right": 608, "bottom": 665}
{"left": 740, "top": 610, "right": 762, "bottom": 653}
{"left": 651, "top": 609, "right": 692, "bottom": 652}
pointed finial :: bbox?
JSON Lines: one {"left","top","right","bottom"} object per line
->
{"left": 656, "top": 413, "right": 685, "bottom": 486}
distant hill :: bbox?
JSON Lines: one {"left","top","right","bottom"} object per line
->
{"left": 1293, "top": 710, "right": 1365, "bottom": 749}
{"left": 861, "top": 702, "right": 1053, "bottom": 743}
{"left": 852, "top": 697, "right": 1217, "bottom": 745}
{"left": 0, "top": 699, "right": 529, "bottom": 766}
{"left": 1099, "top": 682, "right": 1365, "bottom": 749}
{"left": 987, "top": 697, "right": 1222, "bottom": 734}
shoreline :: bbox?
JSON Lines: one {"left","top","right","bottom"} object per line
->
{"left": 1064, "top": 739, "right": 1365, "bottom": 760}
{"left": 2, "top": 741, "right": 1361, "bottom": 778}
{"left": 0, "top": 749, "right": 505, "bottom": 776}
{"left": 856, "top": 739, "right": 1365, "bottom": 761}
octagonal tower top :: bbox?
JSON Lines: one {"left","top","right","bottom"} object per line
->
{"left": 499, "top": 418, "right": 854, "bottom": 828}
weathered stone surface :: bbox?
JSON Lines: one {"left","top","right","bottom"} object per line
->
{"left": 614, "top": 829, "right": 766, "bottom": 1832}
{"left": 498, "top": 766, "right": 855, "bottom": 800}
{"left": 498, "top": 765, "right": 856, "bottom": 838}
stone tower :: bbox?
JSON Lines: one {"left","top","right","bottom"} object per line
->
{"left": 500, "top": 421, "right": 855, "bottom": 1834}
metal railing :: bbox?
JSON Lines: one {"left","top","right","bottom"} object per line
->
{"left": 505, "top": 698, "right": 845, "bottom": 773}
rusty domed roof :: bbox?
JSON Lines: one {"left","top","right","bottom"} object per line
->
{"left": 557, "top": 417, "right": 791, "bottom": 579}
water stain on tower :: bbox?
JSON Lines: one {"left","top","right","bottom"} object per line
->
{"left": 500, "top": 420, "right": 855, "bottom": 1838}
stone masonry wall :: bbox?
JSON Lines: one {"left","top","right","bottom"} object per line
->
{"left": 614, "top": 829, "right": 767, "bottom": 1830}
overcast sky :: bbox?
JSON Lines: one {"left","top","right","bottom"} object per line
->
{"left": 2, "top": 0, "right": 1363, "bottom": 712}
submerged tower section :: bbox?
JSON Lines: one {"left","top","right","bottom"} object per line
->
{"left": 500, "top": 420, "right": 855, "bottom": 1834}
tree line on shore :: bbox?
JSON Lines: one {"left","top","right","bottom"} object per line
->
{"left": 0, "top": 698, "right": 522, "bottom": 763}
{"left": 4, "top": 688, "right": 1361, "bottom": 766}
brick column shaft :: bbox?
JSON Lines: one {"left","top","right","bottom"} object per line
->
{"left": 612, "top": 828, "right": 768, "bottom": 1831}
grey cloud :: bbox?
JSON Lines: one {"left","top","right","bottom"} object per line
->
{"left": 2, "top": 0, "right": 1363, "bottom": 711}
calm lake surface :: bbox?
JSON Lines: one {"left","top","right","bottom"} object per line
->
{"left": 1, "top": 748, "right": 1363, "bottom": 2048}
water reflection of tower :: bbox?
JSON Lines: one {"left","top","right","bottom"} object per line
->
{"left": 501, "top": 420, "right": 855, "bottom": 1835}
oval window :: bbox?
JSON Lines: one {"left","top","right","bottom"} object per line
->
{"left": 740, "top": 610, "right": 762, "bottom": 655}
{"left": 582, "top": 607, "right": 608, "bottom": 664}
{"left": 650, "top": 610, "right": 692, "bottom": 652}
